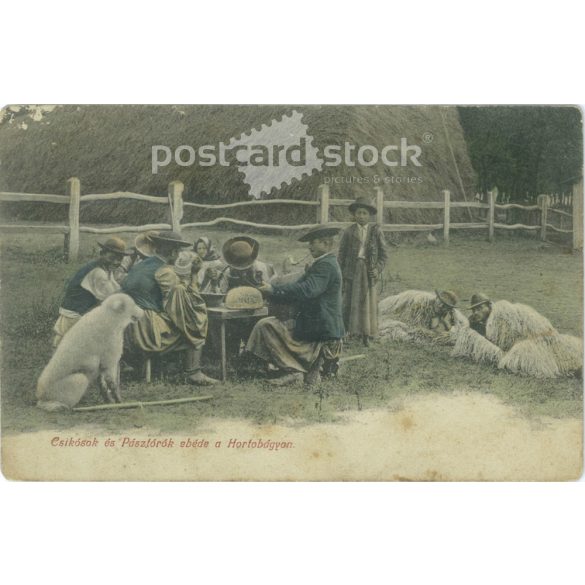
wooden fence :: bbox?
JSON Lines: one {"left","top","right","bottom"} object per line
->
{"left": 0, "top": 177, "right": 582, "bottom": 262}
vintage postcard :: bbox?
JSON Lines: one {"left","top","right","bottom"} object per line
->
{"left": 0, "top": 104, "right": 582, "bottom": 481}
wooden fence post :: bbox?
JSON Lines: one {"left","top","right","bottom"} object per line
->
{"left": 375, "top": 186, "right": 384, "bottom": 225}
{"left": 65, "top": 177, "right": 81, "bottom": 262}
{"left": 168, "top": 180, "right": 184, "bottom": 233}
{"left": 442, "top": 190, "right": 450, "bottom": 245}
{"left": 538, "top": 194, "right": 549, "bottom": 241}
{"left": 317, "top": 184, "right": 330, "bottom": 224}
{"left": 487, "top": 187, "right": 497, "bottom": 242}
{"left": 573, "top": 178, "right": 583, "bottom": 250}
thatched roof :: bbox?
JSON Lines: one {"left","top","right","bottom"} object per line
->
{"left": 0, "top": 105, "right": 475, "bottom": 225}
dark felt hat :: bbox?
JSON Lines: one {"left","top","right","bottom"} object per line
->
{"left": 149, "top": 230, "right": 192, "bottom": 248}
{"left": 435, "top": 289, "right": 458, "bottom": 309}
{"left": 348, "top": 196, "right": 377, "bottom": 215}
{"left": 469, "top": 292, "right": 491, "bottom": 309}
{"left": 98, "top": 237, "right": 132, "bottom": 255}
{"left": 298, "top": 225, "right": 341, "bottom": 242}
{"left": 222, "top": 236, "right": 260, "bottom": 270}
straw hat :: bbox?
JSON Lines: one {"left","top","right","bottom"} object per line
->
{"left": 348, "top": 196, "right": 377, "bottom": 215}
{"left": 149, "top": 230, "right": 191, "bottom": 248}
{"left": 469, "top": 293, "right": 491, "bottom": 309}
{"left": 98, "top": 237, "right": 132, "bottom": 255}
{"left": 435, "top": 289, "right": 458, "bottom": 309}
{"left": 298, "top": 225, "right": 341, "bottom": 242}
{"left": 225, "top": 286, "right": 264, "bottom": 310}
{"left": 222, "top": 236, "right": 259, "bottom": 270}
{"left": 133, "top": 231, "right": 158, "bottom": 257}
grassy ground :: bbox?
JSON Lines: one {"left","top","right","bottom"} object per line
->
{"left": 0, "top": 228, "right": 582, "bottom": 436}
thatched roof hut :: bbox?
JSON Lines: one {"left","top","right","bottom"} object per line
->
{"left": 0, "top": 105, "right": 475, "bottom": 226}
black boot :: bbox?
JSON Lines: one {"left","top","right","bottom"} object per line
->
{"left": 304, "top": 356, "right": 324, "bottom": 386}
{"left": 185, "top": 347, "right": 219, "bottom": 386}
{"left": 322, "top": 357, "right": 340, "bottom": 379}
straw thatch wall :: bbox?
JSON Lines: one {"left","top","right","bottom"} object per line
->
{"left": 0, "top": 105, "right": 475, "bottom": 226}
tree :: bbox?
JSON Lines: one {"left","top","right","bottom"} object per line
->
{"left": 458, "top": 106, "right": 582, "bottom": 201}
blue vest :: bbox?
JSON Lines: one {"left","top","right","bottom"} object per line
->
{"left": 122, "top": 256, "right": 165, "bottom": 311}
{"left": 61, "top": 260, "right": 101, "bottom": 315}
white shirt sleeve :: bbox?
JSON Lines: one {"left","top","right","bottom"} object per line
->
{"left": 81, "top": 266, "right": 121, "bottom": 301}
{"left": 253, "top": 260, "right": 272, "bottom": 282}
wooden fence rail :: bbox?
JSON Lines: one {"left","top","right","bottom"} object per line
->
{"left": 182, "top": 199, "right": 319, "bottom": 209}
{"left": 81, "top": 191, "right": 168, "bottom": 204}
{"left": 181, "top": 218, "right": 321, "bottom": 231}
{"left": 0, "top": 177, "right": 581, "bottom": 262}
{"left": 0, "top": 192, "right": 70, "bottom": 203}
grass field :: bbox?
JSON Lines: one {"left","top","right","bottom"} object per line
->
{"left": 0, "top": 228, "right": 582, "bottom": 436}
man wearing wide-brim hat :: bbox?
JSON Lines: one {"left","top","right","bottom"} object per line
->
{"left": 378, "top": 288, "right": 467, "bottom": 343}
{"left": 114, "top": 230, "right": 159, "bottom": 284}
{"left": 202, "top": 236, "right": 275, "bottom": 292}
{"left": 467, "top": 292, "right": 492, "bottom": 336}
{"left": 122, "top": 230, "right": 218, "bottom": 385}
{"left": 52, "top": 237, "right": 131, "bottom": 347}
{"left": 451, "top": 293, "right": 582, "bottom": 378}
{"left": 196, "top": 235, "right": 276, "bottom": 362}
{"left": 430, "top": 290, "right": 460, "bottom": 331}
{"left": 245, "top": 225, "right": 344, "bottom": 386}
{"left": 338, "top": 196, "right": 389, "bottom": 346}
{"left": 223, "top": 236, "right": 259, "bottom": 272}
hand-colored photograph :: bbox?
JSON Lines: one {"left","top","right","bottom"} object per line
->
{"left": 0, "top": 105, "right": 582, "bottom": 480}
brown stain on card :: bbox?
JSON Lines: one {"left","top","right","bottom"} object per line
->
{"left": 400, "top": 415, "right": 415, "bottom": 431}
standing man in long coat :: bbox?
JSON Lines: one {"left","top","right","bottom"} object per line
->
{"left": 246, "top": 226, "right": 344, "bottom": 385}
{"left": 337, "top": 196, "right": 388, "bottom": 346}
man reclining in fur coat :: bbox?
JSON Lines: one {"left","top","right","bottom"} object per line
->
{"left": 451, "top": 293, "right": 582, "bottom": 379}
{"left": 377, "top": 289, "right": 468, "bottom": 345}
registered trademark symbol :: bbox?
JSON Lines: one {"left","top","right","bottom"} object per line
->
{"left": 423, "top": 132, "right": 434, "bottom": 144}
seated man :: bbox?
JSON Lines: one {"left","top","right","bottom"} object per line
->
{"left": 53, "top": 237, "right": 131, "bottom": 347}
{"left": 204, "top": 236, "right": 275, "bottom": 359}
{"left": 201, "top": 236, "right": 275, "bottom": 293}
{"left": 114, "top": 230, "right": 158, "bottom": 284}
{"left": 378, "top": 289, "right": 468, "bottom": 344}
{"left": 246, "top": 226, "right": 344, "bottom": 386}
{"left": 452, "top": 293, "right": 582, "bottom": 378}
{"left": 121, "top": 230, "right": 218, "bottom": 386}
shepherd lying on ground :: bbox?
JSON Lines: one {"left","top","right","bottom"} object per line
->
{"left": 451, "top": 293, "right": 583, "bottom": 379}
{"left": 378, "top": 289, "right": 468, "bottom": 345}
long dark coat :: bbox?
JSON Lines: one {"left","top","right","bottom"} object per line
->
{"left": 271, "top": 253, "right": 344, "bottom": 342}
{"left": 337, "top": 223, "right": 388, "bottom": 282}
